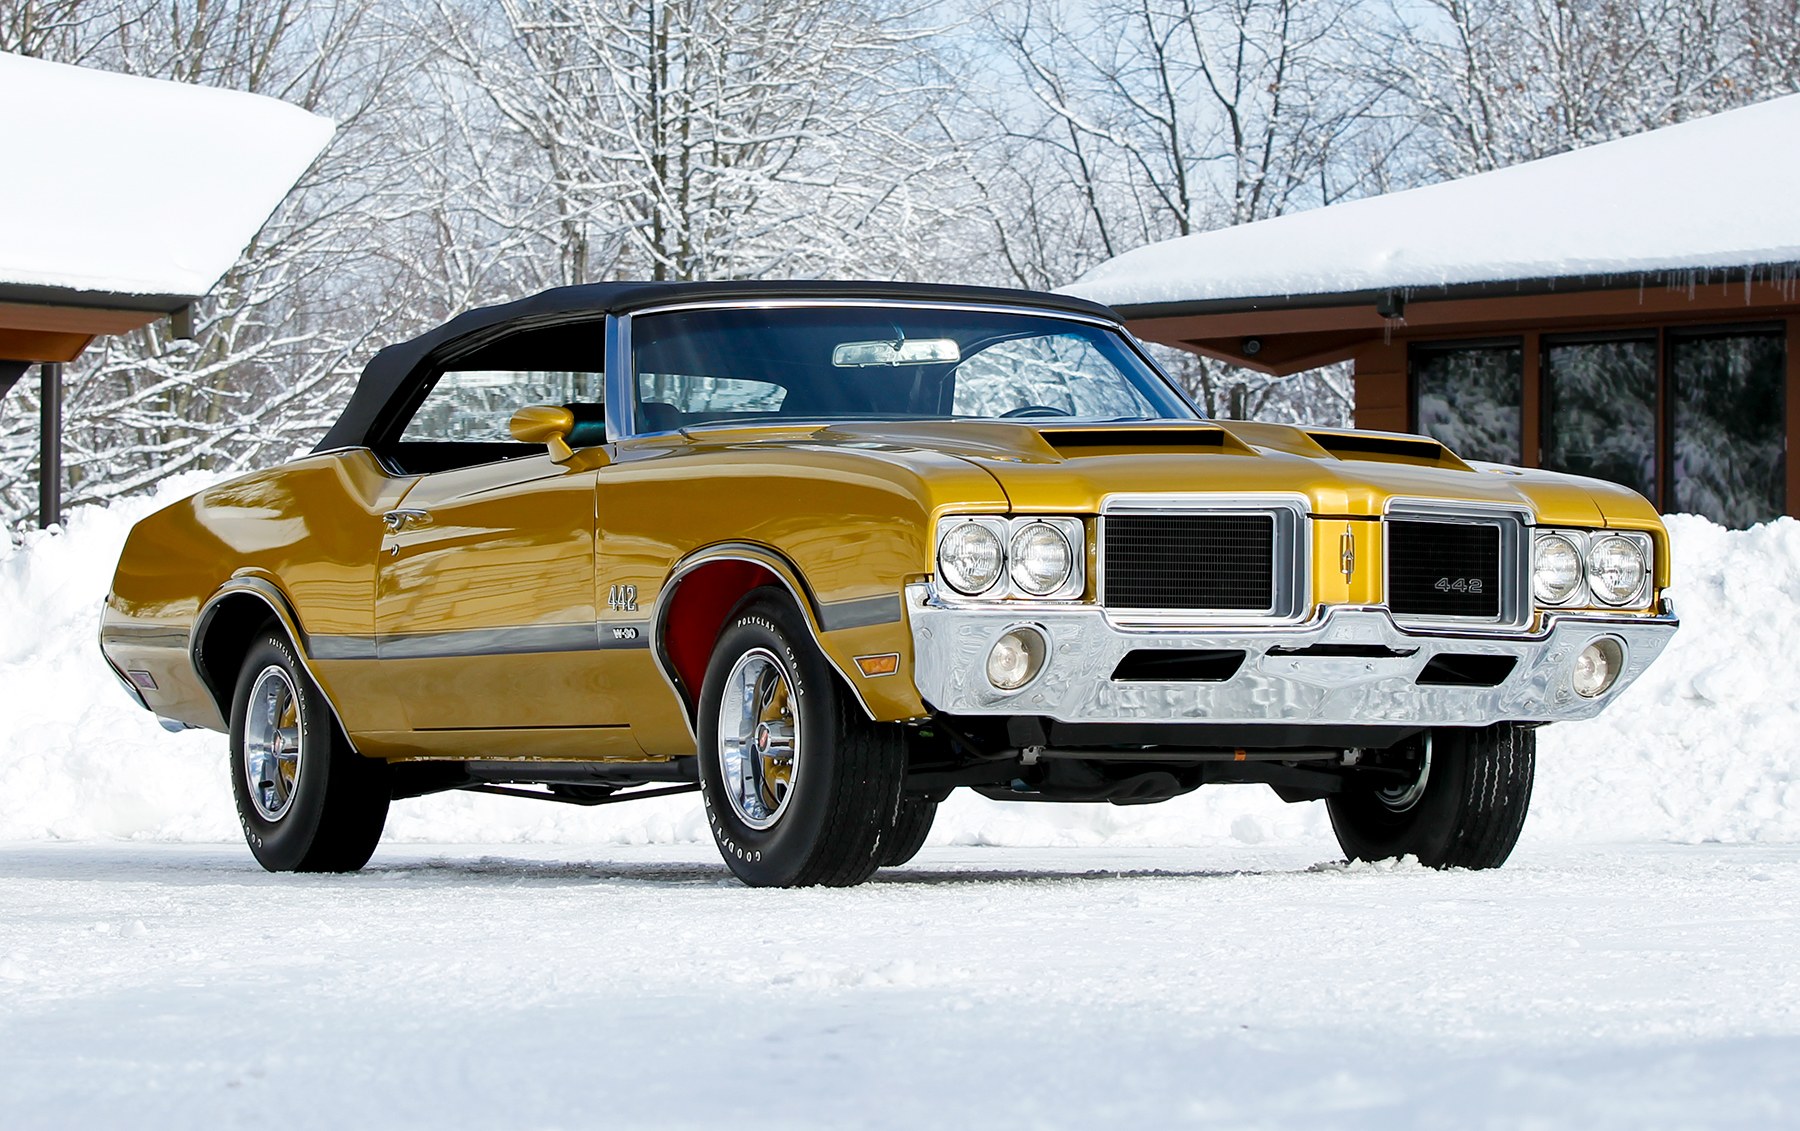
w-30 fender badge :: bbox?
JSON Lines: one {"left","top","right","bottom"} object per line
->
{"left": 607, "top": 583, "right": 639, "bottom": 612}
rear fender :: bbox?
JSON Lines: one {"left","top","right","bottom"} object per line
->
{"left": 192, "top": 577, "right": 362, "bottom": 752}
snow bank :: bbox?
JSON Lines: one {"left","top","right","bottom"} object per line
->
{"left": 2, "top": 497, "right": 1795, "bottom": 848}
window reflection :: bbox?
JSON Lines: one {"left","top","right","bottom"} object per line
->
{"left": 1412, "top": 343, "right": 1523, "bottom": 464}
{"left": 1670, "top": 330, "right": 1786, "bottom": 525}
{"left": 1542, "top": 335, "right": 1658, "bottom": 501}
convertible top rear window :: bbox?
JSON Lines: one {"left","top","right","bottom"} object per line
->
{"left": 630, "top": 306, "right": 1195, "bottom": 429}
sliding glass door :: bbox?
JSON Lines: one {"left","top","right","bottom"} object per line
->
{"left": 1669, "top": 328, "right": 1786, "bottom": 526}
{"left": 1408, "top": 324, "right": 1787, "bottom": 525}
{"left": 1542, "top": 334, "right": 1658, "bottom": 502}
{"left": 1411, "top": 342, "right": 1522, "bottom": 465}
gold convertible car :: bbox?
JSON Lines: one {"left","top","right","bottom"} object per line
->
{"left": 101, "top": 281, "right": 1678, "bottom": 885}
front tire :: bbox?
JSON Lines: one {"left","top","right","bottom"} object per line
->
{"left": 1326, "top": 724, "right": 1534, "bottom": 870}
{"left": 229, "top": 631, "right": 390, "bottom": 872}
{"left": 880, "top": 796, "right": 938, "bottom": 868}
{"left": 697, "top": 591, "right": 905, "bottom": 887}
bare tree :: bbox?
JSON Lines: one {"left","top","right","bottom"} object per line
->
{"left": 952, "top": 0, "right": 1389, "bottom": 422}
{"left": 418, "top": 0, "right": 958, "bottom": 286}
{"left": 1378, "top": 0, "right": 1800, "bottom": 178}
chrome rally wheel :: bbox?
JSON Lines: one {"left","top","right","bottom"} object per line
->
{"left": 717, "top": 647, "right": 802, "bottom": 830}
{"left": 229, "top": 631, "right": 390, "bottom": 873}
{"left": 242, "top": 665, "right": 304, "bottom": 822}
{"left": 696, "top": 590, "right": 906, "bottom": 888}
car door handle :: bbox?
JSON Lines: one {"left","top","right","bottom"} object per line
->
{"left": 382, "top": 509, "right": 432, "bottom": 534}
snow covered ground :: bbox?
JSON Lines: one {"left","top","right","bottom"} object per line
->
{"left": 2, "top": 840, "right": 1796, "bottom": 1129}
{"left": 3, "top": 487, "right": 1798, "bottom": 1126}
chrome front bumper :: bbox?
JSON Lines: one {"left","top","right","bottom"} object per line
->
{"left": 906, "top": 584, "right": 1678, "bottom": 727}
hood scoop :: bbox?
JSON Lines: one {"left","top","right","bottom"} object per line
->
{"left": 1305, "top": 429, "right": 1471, "bottom": 470}
{"left": 1036, "top": 425, "right": 1252, "bottom": 457}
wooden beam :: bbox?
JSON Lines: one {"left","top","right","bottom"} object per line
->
{"left": 0, "top": 300, "right": 164, "bottom": 336}
{"left": 0, "top": 327, "right": 96, "bottom": 363}
{"left": 1168, "top": 330, "right": 1374, "bottom": 376}
{"left": 1126, "top": 280, "right": 1800, "bottom": 345}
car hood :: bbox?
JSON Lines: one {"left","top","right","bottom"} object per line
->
{"left": 771, "top": 419, "right": 1659, "bottom": 529}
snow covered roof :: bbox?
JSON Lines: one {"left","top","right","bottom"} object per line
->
{"left": 0, "top": 52, "right": 334, "bottom": 306}
{"left": 1065, "top": 93, "right": 1800, "bottom": 311}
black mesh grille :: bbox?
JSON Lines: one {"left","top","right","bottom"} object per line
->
{"left": 1103, "top": 514, "right": 1275, "bottom": 611}
{"left": 1388, "top": 520, "right": 1502, "bottom": 618}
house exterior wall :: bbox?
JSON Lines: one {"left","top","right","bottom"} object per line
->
{"left": 1124, "top": 279, "right": 1800, "bottom": 525}
{"left": 1347, "top": 308, "right": 1798, "bottom": 523}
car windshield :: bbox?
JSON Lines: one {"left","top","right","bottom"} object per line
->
{"left": 629, "top": 305, "right": 1197, "bottom": 430}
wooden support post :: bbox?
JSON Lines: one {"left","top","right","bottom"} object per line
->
{"left": 1520, "top": 332, "right": 1541, "bottom": 469}
{"left": 39, "top": 362, "right": 62, "bottom": 530}
{"left": 1350, "top": 341, "right": 1408, "bottom": 433}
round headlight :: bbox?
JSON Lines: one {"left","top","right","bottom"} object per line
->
{"left": 1009, "top": 522, "right": 1074, "bottom": 596}
{"left": 1533, "top": 533, "right": 1582, "bottom": 605}
{"left": 1585, "top": 536, "right": 1648, "bottom": 606}
{"left": 938, "top": 521, "right": 1004, "bottom": 595}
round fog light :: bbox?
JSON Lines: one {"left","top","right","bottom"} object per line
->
{"left": 1572, "top": 637, "right": 1625, "bottom": 698}
{"left": 986, "top": 627, "right": 1048, "bottom": 691}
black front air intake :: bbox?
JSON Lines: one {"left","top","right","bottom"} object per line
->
{"left": 1102, "top": 514, "right": 1276, "bottom": 612}
{"left": 1387, "top": 519, "right": 1503, "bottom": 619}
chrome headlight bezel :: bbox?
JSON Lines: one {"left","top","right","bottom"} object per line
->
{"left": 1586, "top": 533, "right": 1652, "bottom": 607}
{"left": 1531, "top": 531, "right": 1584, "bottom": 606}
{"left": 933, "top": 515, "right": 1086, "bottom": 602}
{"left": 1009, "top": 521, "right": 1075, "bottom": 596}
{"left": 1532, "top": 528, "right": 1655, "bottom": 611}
{"left": 935, "top": 517, "right": 1008, "bottom": 596}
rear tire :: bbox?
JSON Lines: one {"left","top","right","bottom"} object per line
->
{"left": 1326, "top": 724, "right": 1534, "bottom": 870}
{"left": 229, "top": 631, "right": 389, "bottom": 872}
{"left": 697, "top": 590, "right": 905, "bottom": 887}
{"left": 880, "top": 796, "right": 937, "bottom": 868}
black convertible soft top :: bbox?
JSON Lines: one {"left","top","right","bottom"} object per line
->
{"left": 314, "top": 280, "right": 1121, "bottom": 453}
